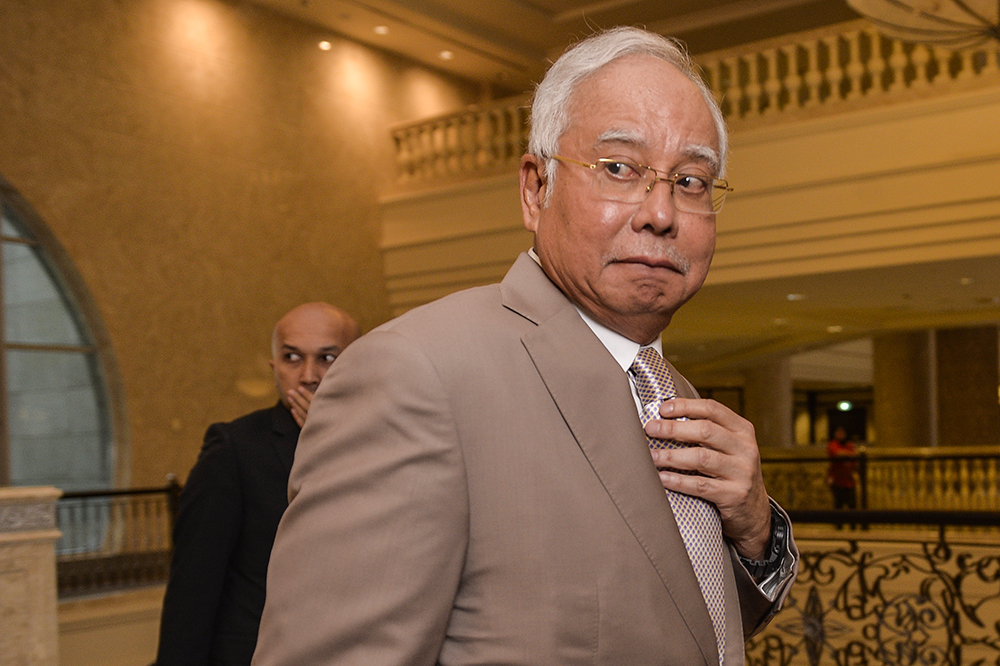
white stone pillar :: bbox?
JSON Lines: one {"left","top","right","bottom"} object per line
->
{"left": 0, "top": 486, "right": 62, "bottom": 666}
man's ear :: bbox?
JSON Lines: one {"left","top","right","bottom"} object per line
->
{"left": 519, "top": 154, "right": 546, "bottom": 233}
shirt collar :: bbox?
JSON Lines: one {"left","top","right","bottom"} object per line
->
{"left": 528, "top": 247, "right": 663, "bottom": 369}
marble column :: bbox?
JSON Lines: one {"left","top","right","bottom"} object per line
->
{"left": 743, "top": 357, "right": 794, "bottom": 449}
{"left": 936, "top": 325, "right": 1000, "bottom": 447}
{"left": 0, "top": 486, "right": 62, "bottom": 666}
{"left": 872, "top": 330, "right": 936, "bottom": 448}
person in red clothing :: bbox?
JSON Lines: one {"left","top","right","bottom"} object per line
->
{"left": 826, "top": 427, "right": 858, "bottom": 511}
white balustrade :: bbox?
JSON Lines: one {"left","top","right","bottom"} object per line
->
{"left": 389, "top": 20, "right": 1000, "bottom": 189}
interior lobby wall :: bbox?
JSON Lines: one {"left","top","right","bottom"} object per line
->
{"left": 0, "top": 0, "right": 481, "bottom": 485}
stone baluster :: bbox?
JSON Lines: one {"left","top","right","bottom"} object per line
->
{"left": 506, "top": 106, "right": 520, "bottom": 162}
{"left": 746, "top": 55, "right": 765, "bottom": 118}
{"left": 445, "top": 118, "right": 460, "bottom": 175}
{"left": 912, "top": 44, "right": 933, "bottom": 88}
{"left": 887, "top": 39, "right": 909, "bottom": 92}
{"left": 405, "top": 128, "right": 421, "bottom": 181}
{"left": 958, "top": 460, "right": 971, "bottom": 508}
{"left": 970, "top": 459, "right": 986, "bottom": 510}
{"left": 724, "top": 56, "right": 745, "bottom": 118}
{"left": 843, "top": 30, "right": 867, "bottom": 99}
{"left": 905, "top": 460, "right": 918, "bottom": 509}
{"left": 983, "top": 45, "right": 1000, "bottom": 76}
{"left": 489, "top": 108, "right": 506, "bottom": 163}
{"left": 801, "top": 38, "right": 823, "bottom": 107}
{"left": 701, "top": 59, "right": 725, "bottom": 112}
{"left": 915, "top": 459, "right": 927, "bottom": 510}
{"left": 760, "top": 48, "right": 782, "bottom": 115}
{"left": 988, "top": 457, "right": 999, "bottom": 507}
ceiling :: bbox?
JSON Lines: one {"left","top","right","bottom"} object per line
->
{"left": 664, "top": 254, "right": 1000, "bottom": 385}
{"left": 249, "top": 0, "right": 1000, "bottom": 386}
{"left": 250, "top": 0, "right": 862, "bottom": 93}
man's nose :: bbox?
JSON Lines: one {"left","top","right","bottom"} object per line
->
{"left": 631, "top": 180, "right": 678, "bottom": 236}
{"left": 301, "top": 358, "right": 323, "bottom": 385}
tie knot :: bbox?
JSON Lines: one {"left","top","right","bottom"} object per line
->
{"left": 630, "top": 347, "right": 678, "bottom": 406}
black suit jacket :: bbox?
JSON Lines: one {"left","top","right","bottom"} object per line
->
{"left": 156, "top": 403, "right": 299, "bottom": 666}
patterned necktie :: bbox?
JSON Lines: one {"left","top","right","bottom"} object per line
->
{"left": 630, "top": 346, "right": 727, "bottom": 664}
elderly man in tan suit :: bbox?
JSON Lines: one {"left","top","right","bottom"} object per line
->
{"left": 253, "top": 27, "right": 797, "bottom": 666}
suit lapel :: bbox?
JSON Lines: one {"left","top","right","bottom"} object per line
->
{"left": 269, "top": 403, "right": 300, "bottom": 480}
{"left": 502, "top": 255, "right": 720, "bottom": 664}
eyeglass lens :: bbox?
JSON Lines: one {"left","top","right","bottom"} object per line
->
{"left": 594, "top": 161, "right": 725, "bottom": 213}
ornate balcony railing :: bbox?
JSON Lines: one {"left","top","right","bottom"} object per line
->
{"left": 761, "top": 447, "right": 1000, "bottom": 513}
{"left": 390, "top": 95, "right": 531, "bottom": 190}
{"left": 56, "top": 480, "right": 180, "bottom": 597}
{"left": 749, "top": 513, "right": 1000, "bottom": 666}
{"left": 699, "top": 19, "right": 1000, "bottom": 129}
{"left": 389, "top": 20, "right": 1000, "bottom": 190}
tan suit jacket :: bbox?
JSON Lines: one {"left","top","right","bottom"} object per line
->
{"left": 253, "top": 253, "right": 795, "bottom": 666}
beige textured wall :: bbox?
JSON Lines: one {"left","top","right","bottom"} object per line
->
{"left": 0, "top": 0, "right": 480, "bottom": 484}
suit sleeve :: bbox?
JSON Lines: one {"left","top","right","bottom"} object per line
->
{"left": 252, "top": 329, "right": 469, "bottom": 666}
{"left": 732, "top": 501, "right": 799, "bottom": 640}
{"left": 156, "top": 425, "right": 243, "bottom": 666}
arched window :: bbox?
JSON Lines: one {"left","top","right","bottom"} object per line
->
{"left": 1, "top": 178, "right": 118, "bottom": 491}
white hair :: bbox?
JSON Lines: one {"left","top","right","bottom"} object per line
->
{"left": 527, "top": 27, "right": 728, "bottom": 203}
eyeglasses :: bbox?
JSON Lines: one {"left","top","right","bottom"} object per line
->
{"left": 550, "top": 155, "right": 732, "bottom": 214}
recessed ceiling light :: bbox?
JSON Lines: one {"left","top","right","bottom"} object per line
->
{"left": 374, "top": 25, "right": 389, "bottom": 35}
{"left": 959, "top": 277, "right": 973, "bottom": 285}
{"left": 827, "top": 325, "right": 843, "bottom": 333}
{"left": 786, "top": 293, "right": 805, "bottom": 301}
{"left": 439, "top": 50, "right": 454, "bottom": 60}
{"left": 318, "top": 40, "right": 331, "bottom": 50}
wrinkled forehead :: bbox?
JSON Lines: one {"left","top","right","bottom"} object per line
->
{"left": 562, "top": 57, "right": 722, "bottom": 169}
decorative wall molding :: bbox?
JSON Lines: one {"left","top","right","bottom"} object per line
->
{"left": 0, "top": 487, "right": 60, "bottom": 533}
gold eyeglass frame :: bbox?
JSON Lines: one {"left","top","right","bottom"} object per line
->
{"left": 550, "top": 154, "right": 733, "bottom": 214}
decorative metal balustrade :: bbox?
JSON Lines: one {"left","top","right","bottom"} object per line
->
{"left": 56, "top": 480, "right": 180, "bottom": 597}
{"left": 761, "top": 447, "right": 1000, "bottom": 513}
{"left": 748, "top": 511, "right": 1000, "bottom": 666}
{"left": 389, "top": 20, "right": 1000, "bottom": 190}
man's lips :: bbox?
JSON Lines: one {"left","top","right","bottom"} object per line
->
{"left": 613, "top": 256, "right": 685, "bottom": 274}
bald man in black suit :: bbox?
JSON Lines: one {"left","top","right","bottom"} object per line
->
{"left": 155, "top": 303, "right": 360, "bottom": 666}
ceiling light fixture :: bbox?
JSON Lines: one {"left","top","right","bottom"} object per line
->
{"left": 846, "top": 0, "right": 1000, "bottom": 48}
{"left": 439, "top": 50, "right": 454, "bottom": 60}
{"left": 787, "top": 293, "right": 805, "bottom": 301}
{"left": 827, "top": 325, "right": 844, "bottom": 333}
{"left": 318, "top": 40, "right": 331, "bottom": 50}
{"left": 374, "top": 25, "right": 389, "bottom": 35}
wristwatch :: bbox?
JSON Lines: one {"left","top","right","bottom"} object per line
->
{"left": 738, "top": 505, "right": 788, "bottom": 579}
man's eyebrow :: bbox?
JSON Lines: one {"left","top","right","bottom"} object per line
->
{"left": 595, "top": 128, "right": 645, "bottom": 147}
{"left": 684, "top": 144, "right": 721, "bottom": 174}
{"left": 594, "top": 130, "right": 721, "bottom": 173}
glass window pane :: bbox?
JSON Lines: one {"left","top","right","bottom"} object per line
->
{"left": 3, "top": 241, "right": 85, "bottom": 345}
{"left": 6, "top": 349, "right": 111, "bottom": 491}
{"left": 2, "top": 203, "right": 25, "bottom": 237}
